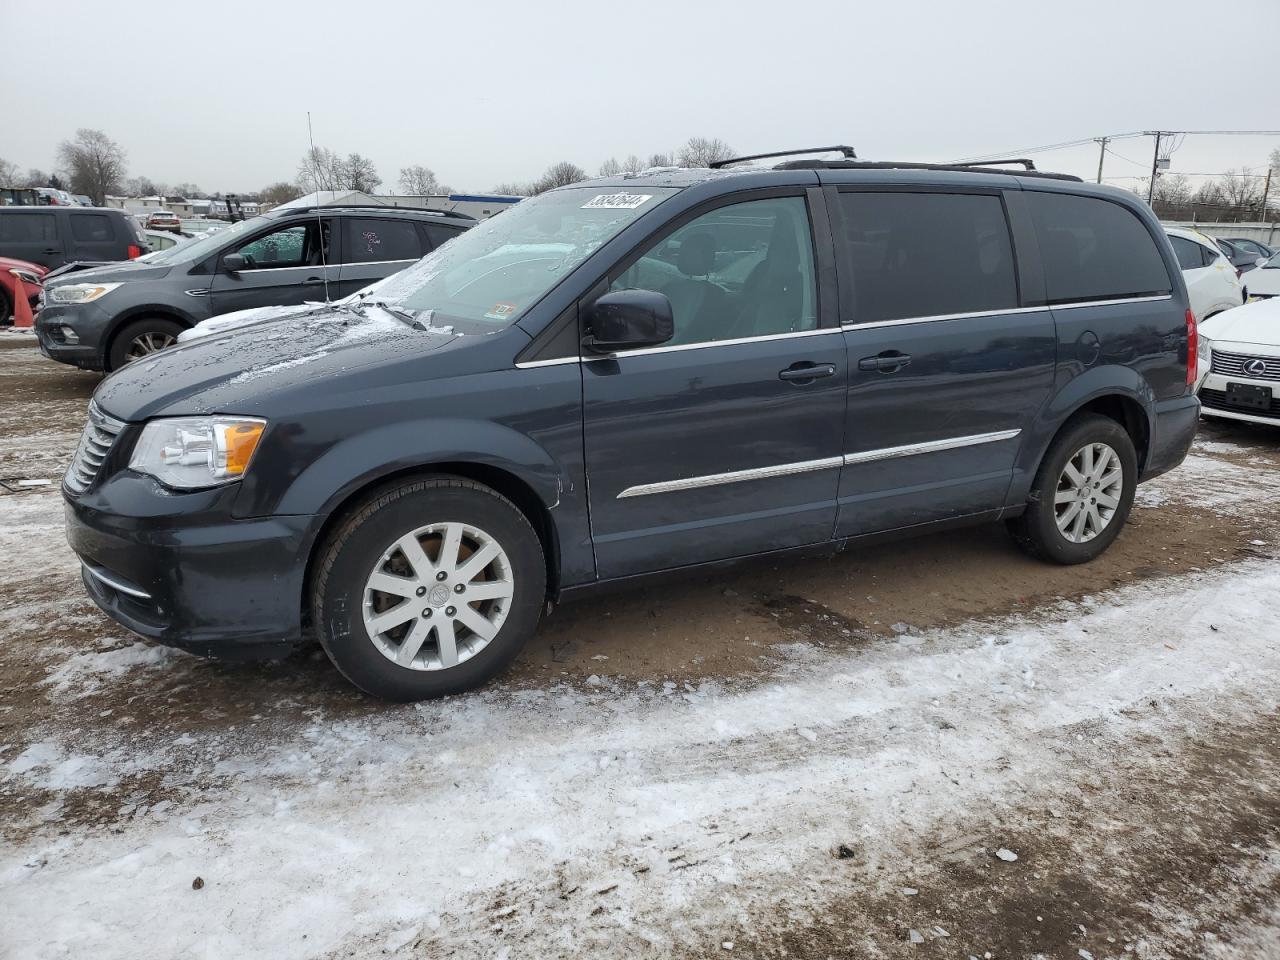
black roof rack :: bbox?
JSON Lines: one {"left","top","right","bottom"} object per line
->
{"left": 276, "top": 204, "right": 476, "bottom": 220}
{"left": 710, "top": 145, "right": 857, "bottom": 169}
{"left": 773, "top": 158, "right": 1082, "bottom": 182}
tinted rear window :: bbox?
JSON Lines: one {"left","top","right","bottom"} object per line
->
{"left": 70, "top": 213, "right": 116, "bottom": 242}
{"left": 837, "top": 191, "right": 1018, "bottom": 323}
{"left": 1026, "top": 192, "right": 1171, "bottom": 304}
{"left": 0, "top": 212, "right": 56, "bottom": 242}
{"left": 423, "top": 223, "right": 464, "bottom": 250}
{"left": 1169, "top": 235, "right": 1206, "bottom": 271}
{"left": 344, "top": 218, "right": 422, "bottom": 263}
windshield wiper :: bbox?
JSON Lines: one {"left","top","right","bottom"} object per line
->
{"left": 353, "top": 298, "right": 425, "bottom": 330}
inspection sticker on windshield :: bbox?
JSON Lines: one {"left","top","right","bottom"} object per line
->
{"left": 484, "top": 301, "right": 518, "bottom": 321}
{"left": 581, "top": 193, "right": 652, "bottom": 210}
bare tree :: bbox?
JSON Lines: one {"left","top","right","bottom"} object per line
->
{"left": 296, "top": 146, "right": 342, "bottom": 193}
{"left": 398, "top": 164, "right": 440, "bottom": 195}
{"left": 260, "top": 181, "right": 303, "bottom": 206}
{"left": 57, "top": 129, "right": 127, "bottom": 204}
{"left": 1215, "top": 167, "right": 1262, "bottom": 209}
{"left": 647, "top": 152, "right": 674, "bottom": 168}
{"left": 491, "top": 182, "right": 533, "bottom": 196}
{"left": 598, "top": 157, "right": 622, "bottom": 177}
{"left": 170, "top": 182, "right": 203, "bottom": 199}
{"left": 533, "top": 161, "right": 588, "bottom": 194}
{"left": 1269, "top": 146, "right": 1280, "bottom": 173}
{"left": 341, "top": 153, "right": 381, "bottom": 193}
{"left": 24, "top": 168, "right": 48, "bottom": 188}
{"left": 677, "top": 137, "right": 735, "bottom": 168}
{"left": 0, "top": 157, "right": 18, "bottom": 186}
{"left": 1152, "top": 174, "right": 1193, "bottom": 205}
{"left": 621, "top": 154, "right": 644, "bottom": 174}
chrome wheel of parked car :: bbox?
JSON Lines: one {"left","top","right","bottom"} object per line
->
{"left": 126, "top": 330, "right": 177, "bottom": 360}
{"left": 1054, "top": 442, "right": 1123, "bottom": 544}
{"left": 362, "top": 521, "right": 515, "bottom": 671}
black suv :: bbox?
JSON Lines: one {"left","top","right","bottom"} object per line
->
{"left": 35, "top": 205, "right": 474, "bottom": 370}
{"left": 0, "top": 205, "right": 150, "bottom": 270}
{"left": 63, "top": 153, "right": 1200, "bottom": 701}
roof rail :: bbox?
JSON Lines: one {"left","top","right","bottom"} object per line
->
{"left": 956, "top": 158, "right": 1037, "bottom": 171}
{"left": 773, "top": 158, "right": 1082, "bottom": 182}
{"left": 710, "top": 145, "right": 857, "bottom": 169}
{"left": 277, "top": 204, "right": 477, "bottom": 220}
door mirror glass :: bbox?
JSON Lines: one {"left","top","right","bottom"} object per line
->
{"left": 222, "top": 253, "right": 247, "bottom": 273}
{"left": 585, "top": 290, "right": 674, "bottom": 352}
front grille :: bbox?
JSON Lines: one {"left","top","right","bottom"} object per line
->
{"left": 1210, "top": 349, "right": 1280, "bottom": 382}
{"left": 1199, "top": 388, "right": 1280, "bottom": 419}
{"left": 65, "top": 403, "right": 124, "bottom": 493}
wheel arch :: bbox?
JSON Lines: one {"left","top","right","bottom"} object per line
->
{"left": 1011, "top": 369, "right": 1157, "bottom": 508}
{"left": 102, "top": 305, "right": 197, "bottom": 369}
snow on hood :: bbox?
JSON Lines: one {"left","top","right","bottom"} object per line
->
{"left": 176, "top": 302, "right": 328, "bottom": 342}
{"left": 1200, "top": 298, "right": 1280, "bottom": 351}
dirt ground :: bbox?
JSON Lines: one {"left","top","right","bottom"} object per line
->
{"left": 2, "top": 332, "right": 1279, "bottom": 959}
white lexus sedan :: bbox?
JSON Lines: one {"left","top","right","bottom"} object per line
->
{"left": 1197, "top": 296, "right": 1280, "bottom": 426}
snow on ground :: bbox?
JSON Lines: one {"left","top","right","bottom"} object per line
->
{"left": 2, "top": 555, "right": 1278, "bottom": 959}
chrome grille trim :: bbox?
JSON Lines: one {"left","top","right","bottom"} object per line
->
{"left": 65, "top": 403, "right": 125, "bottom": 494}
{"left": 1210, "top": 349, "right": 1280, "bottom": 382}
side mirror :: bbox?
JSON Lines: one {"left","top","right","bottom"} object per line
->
{"left": 222, "top": 253, "right": 247, "bottom": 274}
{"left": 584, "top": 290, "right": 674, "bottom": 352}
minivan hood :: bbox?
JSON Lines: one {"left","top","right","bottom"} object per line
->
{"left": 94, "top": 305, "right": 460, "bottom": 421}
{"left": 47, "top": 261, "right": 172, "bottom": 285}
{"left": 1201, "top": 298, "right": 1280, "bottom": 348}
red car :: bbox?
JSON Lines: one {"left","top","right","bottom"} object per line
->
{"left": 0, "top": 255, "right": 46, "bottom": 325}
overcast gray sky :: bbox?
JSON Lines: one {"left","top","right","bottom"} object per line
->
{"left": 3, "top": 0, "right": 1278, "bottom": 195}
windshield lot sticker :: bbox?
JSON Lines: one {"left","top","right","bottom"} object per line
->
{"left": 582, "top": 193, "right": 652, "bottom": 210}
{"left": 484, "top": 301, "right": 518, "bottom": 321}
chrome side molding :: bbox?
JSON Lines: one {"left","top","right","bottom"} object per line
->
{"left": 615, "top": 430, "right": 1022, "bottom": 498}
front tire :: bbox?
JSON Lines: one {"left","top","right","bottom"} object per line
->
{"left": 107, "top": 317, "right": 183, "bottom": 370}
{"left": 1007, "top": 414, "right": 1137, "bottom": 565}
{"left": 312, "top": 477, "right": 546, "bottom": 701}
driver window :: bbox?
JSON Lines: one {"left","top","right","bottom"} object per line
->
{"left": 234, "top": 221, "right": 331, "bottom": 270}
{"left": 610, "top": 196, "right": 817, "bottom": 347}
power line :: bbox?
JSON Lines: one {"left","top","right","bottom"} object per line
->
{"left": 953, "top": 129, "right": 1280, "bottom": 167}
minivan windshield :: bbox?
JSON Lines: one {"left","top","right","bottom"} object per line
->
{"left": 143, "top": 215, "right": 265, "bottom": 265}
{"left": 371, "top": 186, "right": 679, "bottom": 330}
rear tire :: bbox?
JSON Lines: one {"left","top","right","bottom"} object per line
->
{"left": 1007, "top": 413, "right": 1137, "bottom": 565}
{"left": 107, "top": 317, "right": 183, "bottom": 370}
{"left": 312, "top": 477, "right": 545, "bottom": 701}
{"left": 0, "top": 287, "right": 11, "bottom": 326}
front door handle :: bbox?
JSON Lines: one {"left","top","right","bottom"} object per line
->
{"left": 857, "top": 351, "right": 912, "bottom": 373}
{"left": 778, "top": 362, "right": 837, "bottom": 382}
{"left": 42, "top": 248, "right": 61, "bottom": 255}
{"left": 301, "top": 276, "right": 328, "bottom": 285}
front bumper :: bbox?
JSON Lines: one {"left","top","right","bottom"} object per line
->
{"left": 65, "top": 473, "right": 318, "bottom": 659}
{"left": 1196, "top": 349, "right": 1280, "bottom": 425}
{"left": 35, "top": 302, "right": 111, "bottom": 370}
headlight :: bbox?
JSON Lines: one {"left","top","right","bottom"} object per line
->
{"left": 47, "top": 282, "right": 122, "bottom": 304}
{"left": 1197, "top": 335, "right": 1211, "bottom": 361}
{"left": 128, "top": 417, "right": 266, "bottom": 489}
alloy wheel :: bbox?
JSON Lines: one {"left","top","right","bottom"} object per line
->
{"left": 1054, "top": 442, "right": 1124, "bottom": 544}
{"left": 125, "top": 331, "right": 177, "bottom": 361}
{"left": 362, "top": 521, "right": 514, "bottom": 670}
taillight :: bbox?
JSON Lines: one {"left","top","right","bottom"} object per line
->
{"left": 1185, "top": 307, "right": 1197, "bottom": 386}
{"left": 127, "top": 244, "right": 142, "bottom": 259}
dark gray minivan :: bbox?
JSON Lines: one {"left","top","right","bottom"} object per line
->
{"left": 62, "top": 155, "right": 1199, "bottom": 700}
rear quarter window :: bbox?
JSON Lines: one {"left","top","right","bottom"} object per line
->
{"left": 423, "top": 223, "right": 464, "bottom": 250}
{"left": 69, "top": 213, "right": 116, "bottom": 242}
{"left": 1026, "top": 192, "right": 1171, "bottom": 305}
{"left": 1169, "top": 235, "right": 1204, "bottom": 272}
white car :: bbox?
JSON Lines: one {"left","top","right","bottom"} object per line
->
{"left": 1196, "top": 297, "right": 1280, "bottom": 426}
{"left": 1246, "top": 251, "right": 1280, "bottom": 299}
{"left": 1165, "top": 226, "right": 1245, "bottom": 321}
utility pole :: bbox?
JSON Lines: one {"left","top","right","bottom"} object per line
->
{"left": 1147, "top": 131, "right": 1163, "bottom": 204}
{"left": 1094, "top": 136, "right": 1109, "bottom": 184}
{"left": 1260, "top": 168, "right": 1272, "bottom": 224}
